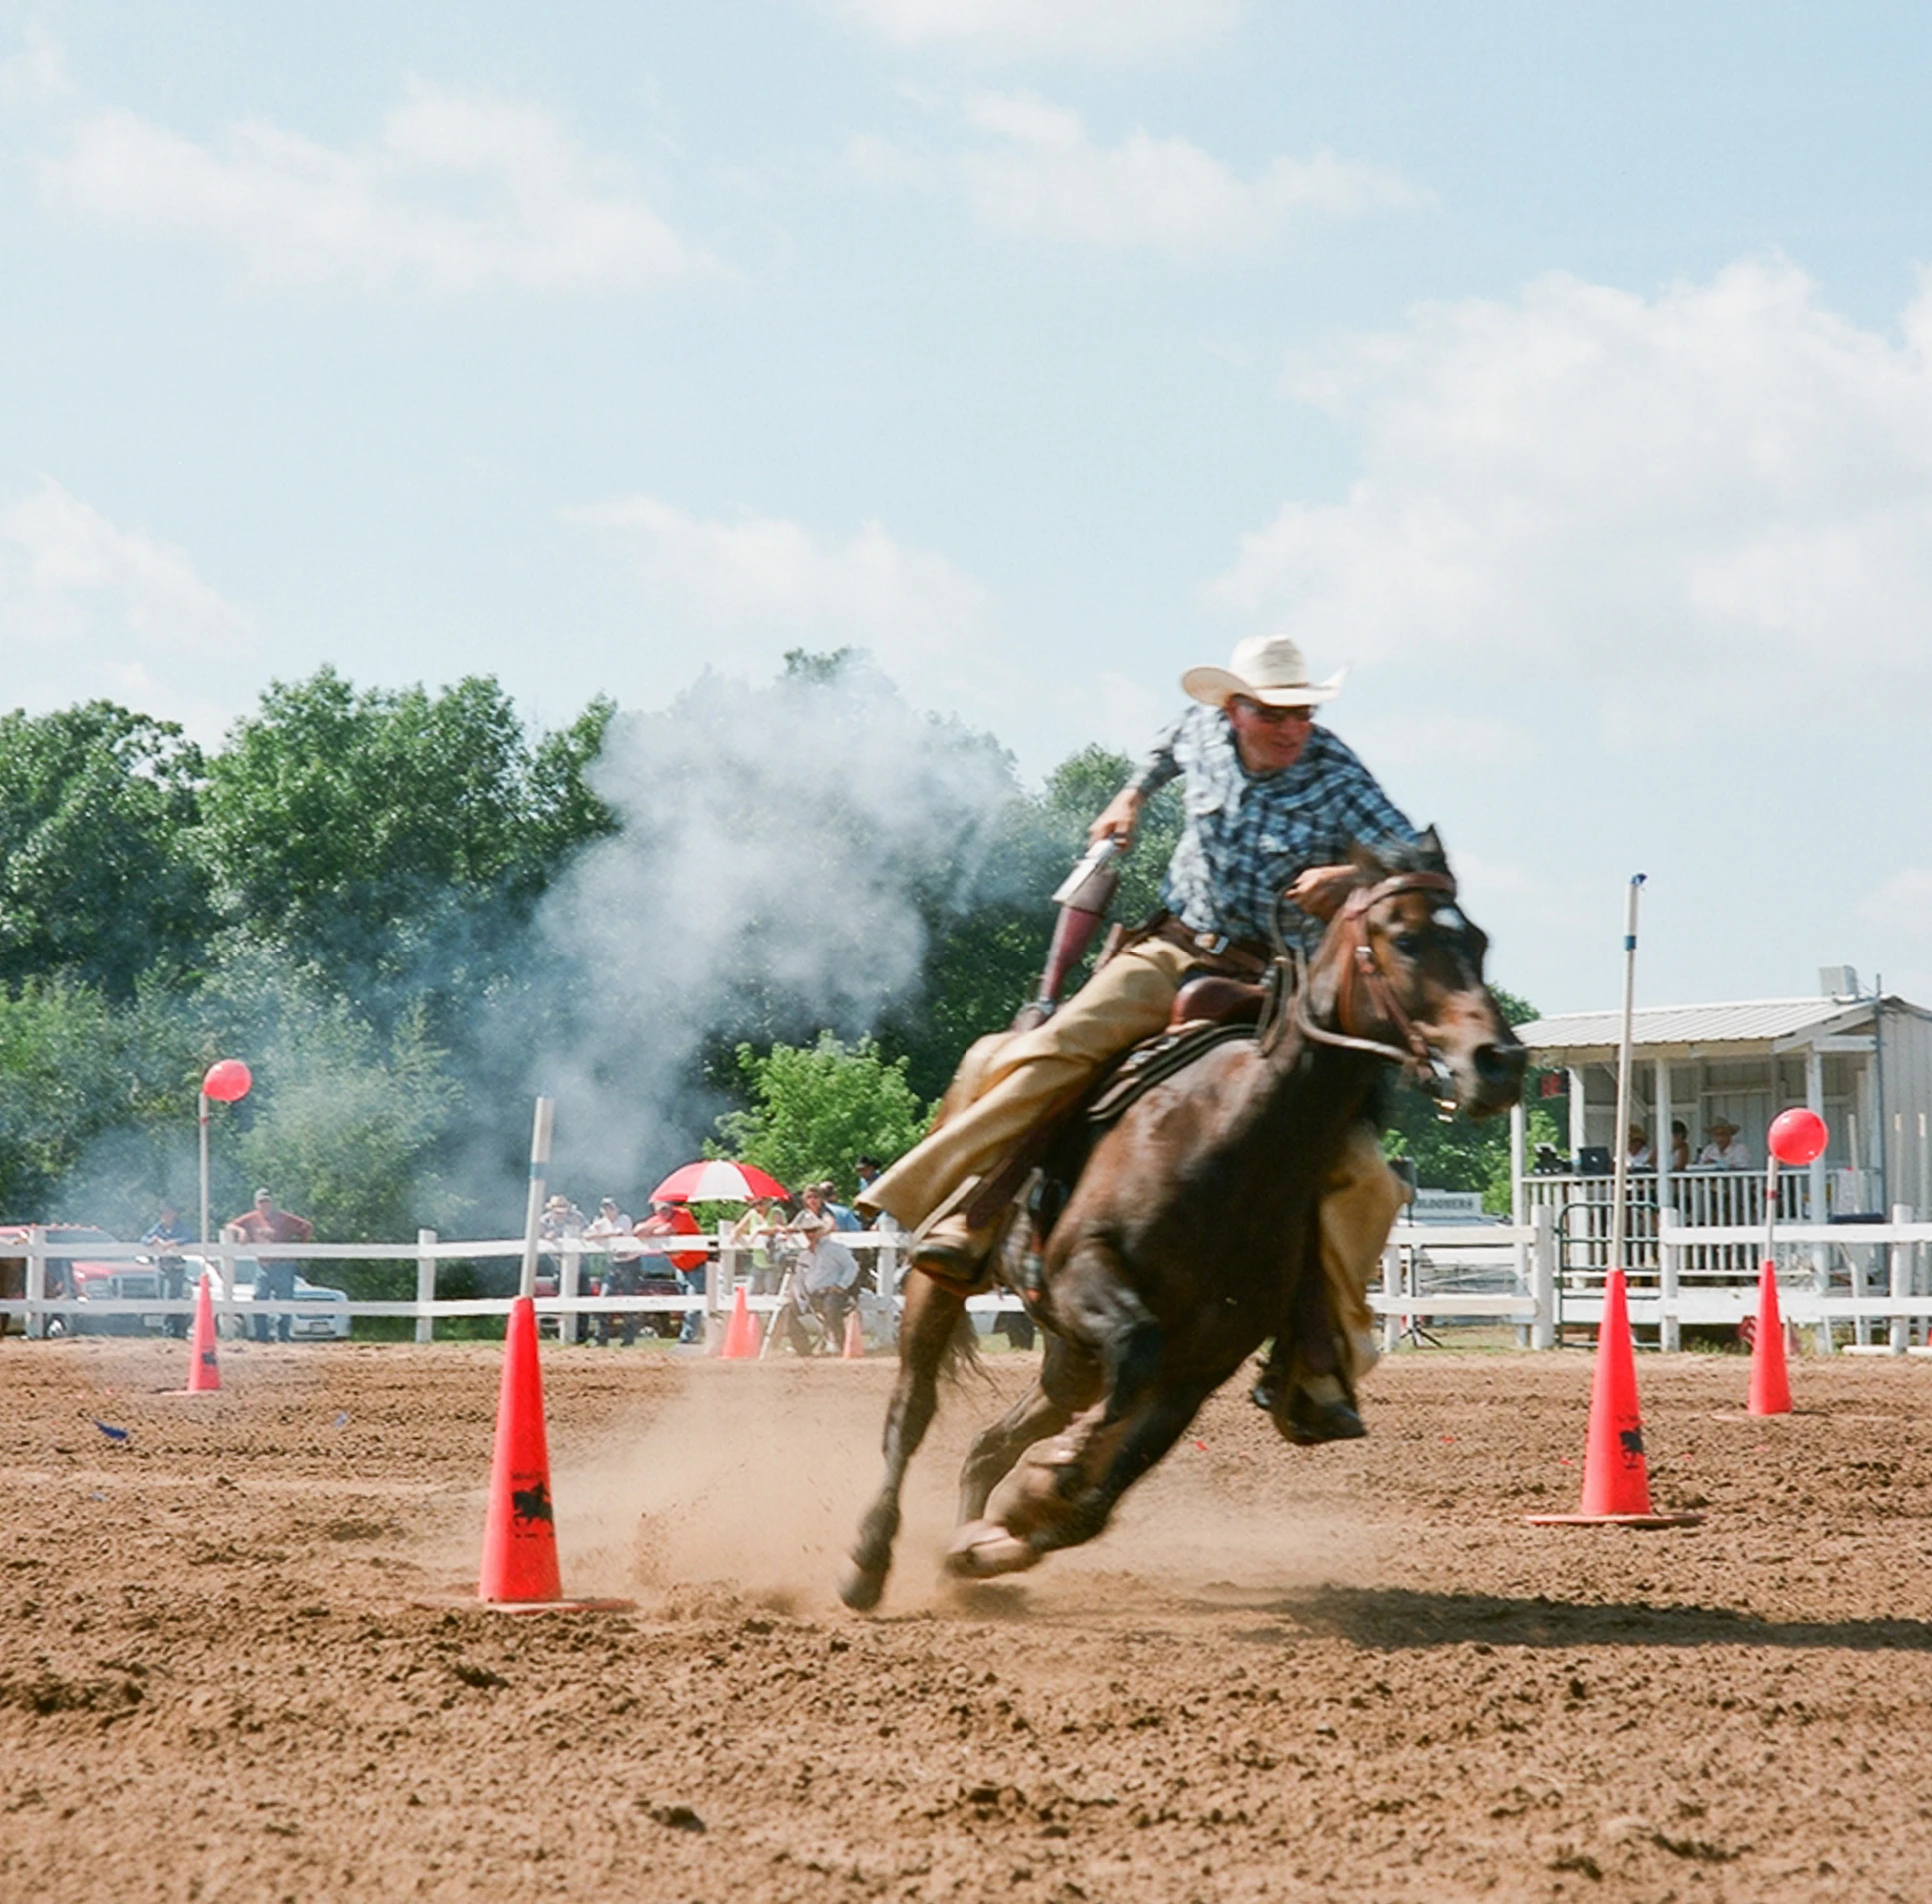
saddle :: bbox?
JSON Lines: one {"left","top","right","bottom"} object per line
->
{"left": 958, "top": 969, "right": 1277, "bottom": 1240}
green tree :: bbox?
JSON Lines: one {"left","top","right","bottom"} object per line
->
{"left": 230, "top": 988, "right": 462, "bottom": 1263}
{"left": 713, "top": 1033, "right": 933, "bottom": 1197}
{"left": 0, "top": 702, "right": 211, "bottom": 998}
{"left": 0, "top": 974, "right": 205, "bottom": 1226}
{"left": 1381, "top": 984, "right": 1540, "bottom": 1211}
{"left": 195, "top": 668, "right": 615, "bottom": 1007}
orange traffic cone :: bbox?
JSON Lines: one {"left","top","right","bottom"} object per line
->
{"left": 1747, "top": 1260, "right": 1792, "bottom": 1416}
{"left": 467, "top": 1296, "right": 632, "bottom": 1614}
{"left": 1528, "top": 1270, "right": 1702, "bottom": 1528}
{"left": 719, "top": 1283, "right": 760, "bottom": 1359}
{"left": 841, "top": 1305, "right": 865, "bottom": 1359}
{"left": 478, "top": 1296, "right": 563, "bottom": 1604}
{"left": 185, "top": 1271, "right": 221, "bottom": 1391}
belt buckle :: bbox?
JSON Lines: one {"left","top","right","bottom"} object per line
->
{"left": 1195, "top": 930, "right": 1230, "bottom": 955}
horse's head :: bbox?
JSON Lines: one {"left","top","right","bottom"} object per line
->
{"left": 1300, "top": 828, "right": 1526, "bottom": 1119}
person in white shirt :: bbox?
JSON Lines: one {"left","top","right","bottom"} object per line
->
{"left": 1696, "top": 1119, "right": 1752, "bottom": 1170}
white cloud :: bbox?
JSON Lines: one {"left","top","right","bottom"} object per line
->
{"left": 2, "top": 477, "right": 252, "bottom": 658}
{"left": 953, "top": 90, "right": 1423, "bottom": 251}
{"left": 0, "top": 22, "right": 70, "bottom": 101}
{"left": 567, "top": 496, "right": 1015, "bottom": 719}
{"left": 1860, "top": 869, "right": 1932, "bottom": 942}
{"left": 832, "top": 0, "right": 1240, "bottom": 58}
{"left": 1206, "top": 257, "right": 1932, "bottom": 730}
{"left": 35, "top": 81, "right": 715, "bottom": 294}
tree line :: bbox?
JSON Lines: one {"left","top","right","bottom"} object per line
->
{"left": 0, "top": 653, "right": 1540, "bottom": 1264}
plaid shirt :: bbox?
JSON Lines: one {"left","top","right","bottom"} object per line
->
{"left": 1129, "top": 704, "right": 1417, "bottom": 951}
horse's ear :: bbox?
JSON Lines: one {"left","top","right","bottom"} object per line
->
{"left": 1416, "top": 824, "right": 1447, "bottom": 871}
{"left": 1349, "top": 841, "right": 1388, "bottom": 882}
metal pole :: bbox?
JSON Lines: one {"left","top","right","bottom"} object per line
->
{"left": 198, "top": 1090, "right": 211, "bottom": 1248}
{"left": 1873, "top": 973, "right": 1887, "bottom": 1210}
{"left": 518, "top": 1096, "right": 555, "bottom": 1302}
{"left": 1609, "top": 874, "right": 1646, "bottom": 1279}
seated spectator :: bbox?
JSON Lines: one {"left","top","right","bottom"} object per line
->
{"left": 1626, "top": 1126, "right": 1653, "bottom": 1169}
{"left": 1669, "top": 1120, "right": 1691, "bottom": 1172}
{"left": 1696, "top": 1118, "right": 1753, "bottom": 1170}
{"left": 780, "top": 1220, "right": 864, "bottom": 1356}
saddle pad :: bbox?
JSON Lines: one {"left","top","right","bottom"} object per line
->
{"left": 1084, "top": 1021, "right": 1257, "bottom": 1133}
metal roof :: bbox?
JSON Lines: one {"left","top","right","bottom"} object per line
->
{"left": 1515, "top": 996, "right": 1871, "bottom": 1055}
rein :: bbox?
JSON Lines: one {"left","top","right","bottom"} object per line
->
{"left": 1292, "top": 871, "right": 1459, "bottom": 1105}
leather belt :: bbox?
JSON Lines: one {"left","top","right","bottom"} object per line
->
{"left": 1150, "top": 914, "right": 1272, "bottom": 980}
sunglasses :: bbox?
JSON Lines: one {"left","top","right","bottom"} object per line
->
{"left": 1231, "top": 698, "right": 1315, "bottom": 726}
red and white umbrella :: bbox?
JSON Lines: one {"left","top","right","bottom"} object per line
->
{"left": 649, "top": 1159, "right": 790, "bottom": 1204}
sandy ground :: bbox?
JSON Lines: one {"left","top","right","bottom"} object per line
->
{"left": 6, "top": 1332, "right": 1932, "bottom": 1903}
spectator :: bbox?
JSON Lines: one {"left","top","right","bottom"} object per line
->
{"left": 780, "top": 1218, "right": 864, "bottom": 1357}
{"left": 1669, "top": 1120, "right": 1692, "bottom": 1172}
{"left": 1696, "top": 1118, "right": 1753, "bottom": 1170}
{"left": 730, "top": 1195, "right": 783, "bottom": 1297}
{"left": 791, "top": 1183, "right": 836, "bottom": 1241}
{"left": 141, "top": 1202, "right": 193, "bottom": 1339}
{"left": 585, "top": 1198, "right": 638, "bottom": 1346}
{"left": 818, "top": 1179, "right": 864, "bottom": 1232}
{"left": 1626, "top": 1126, "right": 1653, "bottom": 1169}
{"left": 637, "top": 1199, "right": 708, "bottom": 1347}
{"left": 853, "top": 1156, "right": 883, "bottom": 1214}
{"left": 223, "top": 1189, "right": 313, "bottom": 1343}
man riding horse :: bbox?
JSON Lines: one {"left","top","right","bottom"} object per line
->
{"left": 860, "top": 632, "right": 1420, "bottom": 1443}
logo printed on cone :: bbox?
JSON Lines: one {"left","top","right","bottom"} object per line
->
{"left": 478, "top": 1296, "right": 562, "bottom": 1604}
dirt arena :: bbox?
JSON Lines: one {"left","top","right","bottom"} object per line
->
{"left": 6, "top": 1334, "right": 1932, "bottom": 1903}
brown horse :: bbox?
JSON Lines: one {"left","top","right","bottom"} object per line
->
{"left": 838, "top": 833, "right": 1525, "bottom": 1610}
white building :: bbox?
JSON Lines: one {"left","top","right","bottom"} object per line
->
{"left": 1510, "top": 971, "right": 1932, "bottom": 1277}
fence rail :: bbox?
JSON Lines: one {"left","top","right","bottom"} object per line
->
{"left": 10, "top": 1210, "right": 1932, "bottom": 1354}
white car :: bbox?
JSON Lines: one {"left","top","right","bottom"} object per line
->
{"left": 187, "top": 1255, "right": 352, "bottom": 1341}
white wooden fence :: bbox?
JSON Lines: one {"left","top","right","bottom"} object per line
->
{"left": 10, "top": 1209, "right": 1932, "bottom": 1355}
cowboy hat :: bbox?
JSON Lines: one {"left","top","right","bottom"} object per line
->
{"left": 1181, "top": 634, "right": 1345, "bottom": 710}
{"left": 1708, "top": 1117, "right": 1740, "bottom": 1135}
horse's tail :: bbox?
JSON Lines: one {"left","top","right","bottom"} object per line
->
{"left": 938, "top": 1305, "right": 984, "bottom": 1386}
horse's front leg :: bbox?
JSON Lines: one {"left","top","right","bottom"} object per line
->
{"left": 956, "top": 1329, "right": 1102, "bottom": 1528}
{"left": 839, "top": 1272, "right": 968, "bottom": 1612}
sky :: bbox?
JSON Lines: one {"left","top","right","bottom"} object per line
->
{"left": 6, "top": 0, "right": 1932, "bottom": 1018}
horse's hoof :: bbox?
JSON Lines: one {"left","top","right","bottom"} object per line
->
{"left": 1271, "top": 1385, "right": 1367, "bottom": 1446}
{"left": 838, "top": 1565, "right": 886, "bottom": 1612}
{"left": 944, "top": 1520, "right": 1039, "bottom": 1580}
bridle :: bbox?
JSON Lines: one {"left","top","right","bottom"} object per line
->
{"left": 1288, "top": 870, "right": 1462, "bottom": 1110}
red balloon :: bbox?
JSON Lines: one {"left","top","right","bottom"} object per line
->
{"left": 202, "top": 1059, "right": 253, "bottom": 1103}
{"left": 1767, "top": 1107, "right": 1828, "bottom": 1167}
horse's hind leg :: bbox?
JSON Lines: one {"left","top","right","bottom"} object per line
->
{"left": 947, "top": 1268, "right": 1199, "bottom": 1578}
{"left": 839, "top": 1273, "right": 969, "bottom": 1612}
{"left": 949, "top": 1368, "right": 1215, "bottom": 1578}
{"left": 956, "top": 1329, "right": 1102, "bottom": 1528}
